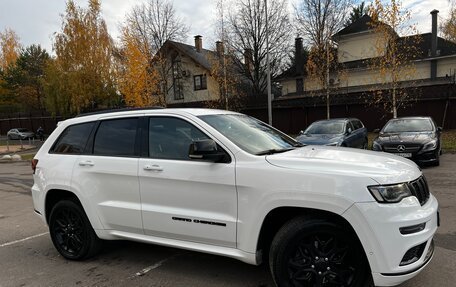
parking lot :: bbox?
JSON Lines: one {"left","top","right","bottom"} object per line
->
{"left": 0, "top": 156, "right": 455, "bottom": 287}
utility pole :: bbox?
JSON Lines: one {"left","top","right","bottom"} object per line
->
{"left": 220, "top": 0, "right": 229, "bottom": 110}
{"left": 326, "top": 40, "right": 330, "bottom": 119}
{"left": 265, "top": 0, "right": 272, "bottom": 125}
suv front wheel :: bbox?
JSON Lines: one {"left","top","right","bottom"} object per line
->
{"left": 269, "top": 216, "right": 372, "bottom": 287}
{"left": 49, "top": 200, "right": 101, "bottom": 260}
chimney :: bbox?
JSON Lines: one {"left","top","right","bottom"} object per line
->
{"left": 216, "top": 41, "right": 224, "bottom": 56}
{"left": 295, "top": 37, "right": 304, "bottom": 74}
{"left": 195, "top": 35, "right": 203, "bottom": 53}
{"left": 430, "top": 9, "right": 439, "bottom": 79}
{"left": 244, "top": 48, "right": 253, "bottom": 71}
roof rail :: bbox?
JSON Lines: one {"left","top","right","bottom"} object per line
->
{"left": 75, "top": 106, "right": 165, "bottom": 118}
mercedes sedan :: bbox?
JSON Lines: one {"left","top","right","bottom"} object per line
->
{"left": 372, "top": 117, "right": 442, "bottom": 166}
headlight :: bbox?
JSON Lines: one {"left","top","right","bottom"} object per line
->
{"left": 368, "top": 183, "right": 412, "bottom": 203}
{"left": 422, "top": 140, "right": 437, "bottom": 151}
{"left": 372, "top": 141, "right": 382, "bottom": 151}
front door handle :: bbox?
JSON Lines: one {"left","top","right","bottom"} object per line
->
{"left": 79, "top": 160, "right": 94, "bottom": 167}
{"left": 144, "top": 164, "right": 163, "bottom": 172}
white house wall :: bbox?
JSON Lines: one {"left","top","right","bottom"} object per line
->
{"left": 338, "top": 32, "right": 386, "bottom": 63}
{"left": 165, "top": 54, "right": 220, "bottom": 105}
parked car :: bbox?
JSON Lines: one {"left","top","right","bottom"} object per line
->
{"left": 296, "top": 118, "right": 368, "bottom": 149}
{"left": 7, "top": 128, "right": 35, "bottom": 140}
{"left": 372, "top": 117, "right": 442, "bottom": 166}
{"left": 31, "top": 108, "right": 438, "bottom": 287}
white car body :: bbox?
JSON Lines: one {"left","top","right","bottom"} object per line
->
{"left": 31, "top": 109, "right": 438, "bottom": 287}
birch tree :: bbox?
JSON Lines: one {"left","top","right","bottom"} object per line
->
{"left": 368, "top": 0, "right": 420, "bottom": 118}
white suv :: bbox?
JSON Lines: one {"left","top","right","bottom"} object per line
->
{"left": 31, "top": 108, "right": 439, "bottom": 287}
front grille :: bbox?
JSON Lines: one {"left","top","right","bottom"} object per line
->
{"left": 408, "top": 176, "right": 430, "bottom": 205}
{"left": 400, "top": 241, "right": 427, "bottom": 266}
{"left": 383, "top": 144, "right": 422, "bottom": 153}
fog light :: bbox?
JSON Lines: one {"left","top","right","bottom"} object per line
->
{"left": 400, "top": 242, "right": 426, "bottom": 266}
{"left": 399, "top": 223, "right": 426, "bottom": 235}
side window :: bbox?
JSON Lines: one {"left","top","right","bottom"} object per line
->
{"left": 149, "top": 117, "right": 209, "bottom": 160}
{"left": 93, "top": 118, "right": 138, "bottom": 157}
{"left": 346, "top": 122, "right": 355, "bottom": 133}
{"left": 352, "top": 120, "right": 363, "bottom": 130}
{"left": 51, "top": 122, "right": 95, "bottom": 154}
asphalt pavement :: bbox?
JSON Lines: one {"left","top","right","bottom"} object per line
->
{"left": 0, "top": 156, "right": 455, "bottom": 287}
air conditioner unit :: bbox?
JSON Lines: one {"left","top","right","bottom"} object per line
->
{"left": 181, "top": 70, "right": 191, "bottom": 77}
{"left": 329, "top": 78, "right": 339, "bottom": 86}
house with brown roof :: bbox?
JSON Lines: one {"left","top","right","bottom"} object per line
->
{"left": 244, "top": 10, "right": 456, "bottom": 133}
{"left": 276, "top": 11, "right": 456, "bottom": 98}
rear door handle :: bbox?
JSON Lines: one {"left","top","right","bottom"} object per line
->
{"left": 144, "top": 164, "right": 163, "bottom": 172}
{"left": 79, "top": 160, "right": 94, "bottom": 167}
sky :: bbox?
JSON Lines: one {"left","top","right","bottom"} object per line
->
{"left": 0, "top": 0, "right": 453, "bottom": 54}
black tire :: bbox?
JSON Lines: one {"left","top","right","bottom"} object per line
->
{"left": 269, "top": 216, "right": 372, "bottom": 287}
{"left": 49, "top": 200, "right": 102, "bottom": 260}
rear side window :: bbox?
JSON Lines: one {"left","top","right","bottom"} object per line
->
{"left": 51, "top": 122, "right": 95, "bottom": 154}
{"left": 351, "top": 120, "right": 363, "bottom": 130}
{"left": 93, "top": 118, "right": 138, "bottom": 157}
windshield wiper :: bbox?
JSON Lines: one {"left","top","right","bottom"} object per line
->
{"left": 255, "top": 147, "right": 295, "bottom": 156}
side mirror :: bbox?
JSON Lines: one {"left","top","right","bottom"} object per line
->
{"left": 189, "top": 139, "right": 227, "bottom": 162}
{"left": 437, "top": 126, "right": 443, "bottom": 132}
{"left": 299, "top": 130, "right": 304, "bottom": 135}
{"left": 373, "top": 128, "right": 380, "bottom": 133}
{"left": 346, "top": 127, "right": 352, "bottom": 134}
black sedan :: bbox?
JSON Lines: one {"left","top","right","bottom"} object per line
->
{"left": 372, "top": 117, "right": 442, "bottom": 166}
{"left": 296, "top": 118, "right": 368, "bottom": 148}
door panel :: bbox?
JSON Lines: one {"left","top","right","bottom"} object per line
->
{"left": 139, "top": 159, "right": 237, "bottom": 247}
{"left": 71, "top": 117, "right": 143, "bottom": 234}
{"left": 139, "top": 116, "right": 237, "bottom": 247}
{"left": 73, "top": 156, "right": 142, "bottom": 233}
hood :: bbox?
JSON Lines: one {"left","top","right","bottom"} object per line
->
{"left": 376, "top": 132, "right": 435, "bottom": 145}
{"left": 296, "top": 134, "right": 343, "bottom": 145}
{"left": 265, "top": 146, "right": 421, "bottom": 185}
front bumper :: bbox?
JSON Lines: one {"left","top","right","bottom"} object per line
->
{"left": 343, "top": 194, "right": 439, "bottom": 286}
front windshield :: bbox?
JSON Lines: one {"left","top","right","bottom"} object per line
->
{"left": 383, "top": 119, "right": 433, "bottom": 133}
{"left": 305, "top": 121, "right": 345, "bottom": 134}
{"left": 199, "top": 114, "right": 300, "bottom": 155}
{"left": 17, "top": 128, "right": 30, "bottom": 132}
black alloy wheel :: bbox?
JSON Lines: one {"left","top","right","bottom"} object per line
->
{"left": 49, "top": 200, "right": 101, "bottom": 260}
{"left": 269, "top": 217, "right": 371, "bottom": 287}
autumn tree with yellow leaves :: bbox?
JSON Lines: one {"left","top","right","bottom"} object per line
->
{"left": 0, "top": 28, "right": 21, "bottom": 110}
{"left": 118, "top": 0, "right": 189, "bottom": 107}
{"left": 368, "top": 0, "right": 421, "bottom": 118}
{"left": 45, "top": 0, "right": 119, "bottom": 116}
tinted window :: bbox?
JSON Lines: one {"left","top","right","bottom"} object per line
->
{"left": 17, "top": 128, "right": 30, "bottom": 132}
{"left": 52, "top": 122, "right": 95, "bottom": 154}
{"left": 351, "top": 120, "right": 363, "bottom": 130}
{"left": 149, "top": 117, "right": 209, "bottom": 160}
{"left": 93, "top": 118, "right": 138, "bottom": 156}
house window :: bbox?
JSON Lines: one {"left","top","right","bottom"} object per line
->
{"left": 172, "top": 58, "right": 184, "bottom": 100}
{"left": 194, "top": 74, "right": 207, "bottom": 91}
{"left": 296, "top": 78, "right": 304, "bottom": 94}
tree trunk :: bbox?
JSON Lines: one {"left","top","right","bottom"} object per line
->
{"left": 392, "top": 86, "right": 397, "bottom": 118}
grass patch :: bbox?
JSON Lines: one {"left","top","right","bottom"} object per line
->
{"left": 442, "top": 130, "right": 456, "bottom": 153}
{"left": 20, "top": 153, "right": 36, "bottom": 161}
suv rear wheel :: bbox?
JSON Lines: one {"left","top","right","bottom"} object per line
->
{"left": 49, "top": 200, "right": 101, "bottom": 260}
{"left": 269, "top": 216, "right": 372, "bottom": 287}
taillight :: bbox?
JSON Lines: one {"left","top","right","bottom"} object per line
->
{"left": 31, "top": 159, "right": 38, "bottom": 174}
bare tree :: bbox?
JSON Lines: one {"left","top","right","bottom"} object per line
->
{"left": 121, "top": 0, "right": 189, "bottom": 105}
{"left": 442, "top": 1, "right": 456, "bottom": 43}
{"left": 227, "top": 0, "right": 293, "bottom": 99}
{"left": 295, "top": 0, "right": 351, "bottom": 118}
